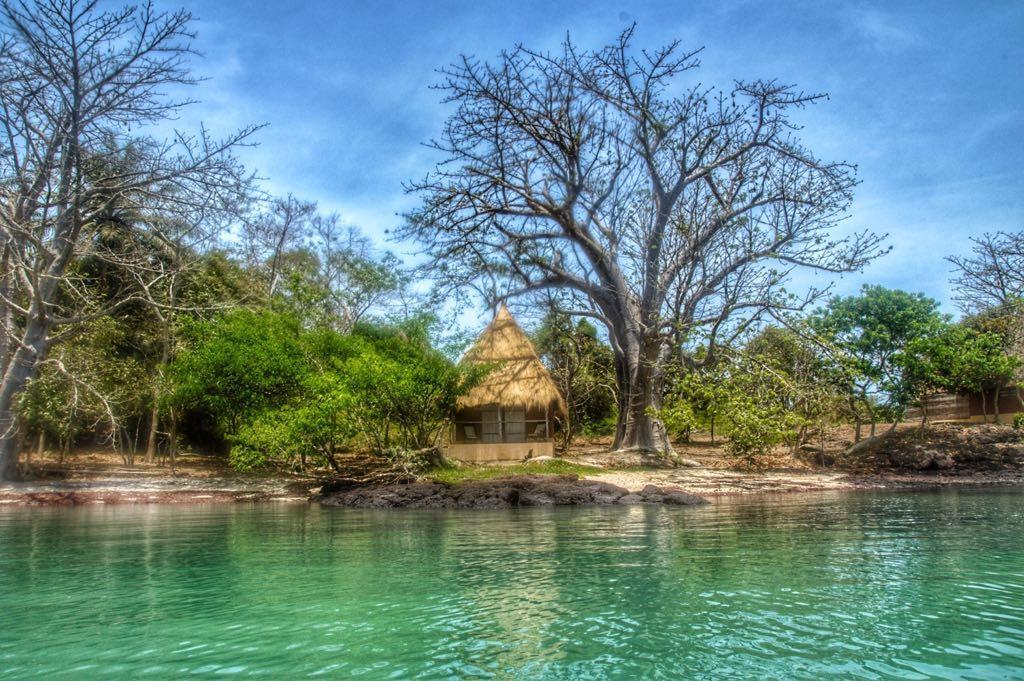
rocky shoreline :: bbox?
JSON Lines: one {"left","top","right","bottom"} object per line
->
{"left": 316, "top": 474, "right": 709, "bottom": 509}
{"left": 3, "top": 463, "right": 1024, "bottom": 509}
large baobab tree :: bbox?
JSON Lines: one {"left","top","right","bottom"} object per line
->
{"left": 0, "top": 0, "right": 257, "bottom": 480}
{"left": 402, "top": 28, "right": 886, "bottom": 452}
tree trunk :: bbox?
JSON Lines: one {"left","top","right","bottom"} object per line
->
{"left": 0, "top": 320, "right": 50, "bottom": 481}
{"left": 611, "top": 338, "right": 671, "bottom": 453}
{"left": 145, "top": 400, "right": 159, "bottom": 464}
{"left": 994, "top": 385, "right": 1002, "bottom": 424}
{"left": 168, "top": 408, "right": 178, "bottom": 476}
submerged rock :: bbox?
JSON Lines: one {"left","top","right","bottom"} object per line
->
{"left": 316, "top": 474, "right": 708, "bottom": 509}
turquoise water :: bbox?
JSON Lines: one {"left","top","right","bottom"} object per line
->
{"left": 1, "top": 490, "right": 1023, "bottom": 679}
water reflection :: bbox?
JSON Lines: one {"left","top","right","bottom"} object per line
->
{"left": 0, "top": 490, "right": 1022, "bottom": 678}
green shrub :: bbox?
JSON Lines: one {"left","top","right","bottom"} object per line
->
{"left": 176, "top": 312, "right": 484, "bottom": 471}
{"left": 1014, "top": 413, "right": 1024, "bottom": 431}
{"left": 723, "top": 396, "right": 792, "bottom": 466}
{"left": 580, "top": 413, "right": 617, "bottom": 438}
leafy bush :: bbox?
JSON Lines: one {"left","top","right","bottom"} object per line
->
{"left": 171, "top": 310, "right": 307, "bottom": 435}
{"left": 722, "top": 395, "right": 794, "bottom": 467}
{"left": 1014, "top": 413, "right": 1024, "bottom": 431}
{"left": 659, "top": 399, "right": 699, "bottom": 442}
{"left": 580, "top": 413, "right": 617, "bottom": 438}
{"left": 173, "top": 311, "right": 483, "bottom": 471}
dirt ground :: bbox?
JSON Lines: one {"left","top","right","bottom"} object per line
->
{"left": 4, "top": 422, "right": 1024, "bottom": 507}
{"left": 572, "top": 422, "right": 1024, "bottom": 495}
{"left": 0, "top": 450, "right": 314, "bottom": 507}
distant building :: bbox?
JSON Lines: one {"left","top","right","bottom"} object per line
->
{"left": 914, "top": 388, "right": 1024, "bottom": 425}
{"left": 447, "top": 304, "right": 566, "bottom": 463}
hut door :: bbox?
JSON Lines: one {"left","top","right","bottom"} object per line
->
{"left": 504, "top": 408, "right": 526, "bottom": 443}
{"left": 481, "top": 409, "right": 501, "bottom": 443}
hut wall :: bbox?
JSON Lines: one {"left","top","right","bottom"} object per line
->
{"left": 451, "top": 405, "right": 552, "bottom": 444}
{"left": 917, "top": 388, "right": 1024, "bottom": 424}
{"left": 446, "top": 440, "right": 555, "bottom": 463}
{"left": 967, "top": 388, "right": 1023, "bottom": 419}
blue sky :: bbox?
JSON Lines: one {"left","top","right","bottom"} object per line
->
{"left": 164, "top": 0, "right": 1023, "bottom": 317}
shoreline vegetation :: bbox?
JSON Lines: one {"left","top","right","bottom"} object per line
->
{"left": 4, "top": 422, "right": 1023, "bottom": 508}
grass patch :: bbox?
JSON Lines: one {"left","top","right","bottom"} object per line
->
{"left": 424, "top": 459, "right": 605, "bottom": 485}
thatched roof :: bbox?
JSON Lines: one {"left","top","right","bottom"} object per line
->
{"left": 458, "top": 304, "right": 567, "bottom": 415}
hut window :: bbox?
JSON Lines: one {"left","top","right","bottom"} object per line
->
{"left": 504, "top": 408, "right": 526, "bottom": 442}
{"left": 481, "top": 409, "right": 501, "bottom": 443}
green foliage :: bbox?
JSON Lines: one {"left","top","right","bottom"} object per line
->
{"left": 901, "top": 324, "right": 1019, "bottom": 405}
{"left": 338, "top": 319, "right": 487, "bottom": 452}
{"left": 1014, "top": 413, "right": 1024, "bottom": 431}
{"left": 535, "top": 310, "right": 616, "bottom": 446}
{"left": 580, "top": 413, "right": 618, "bottom": 438}
{"left": 661, "top": 365, "right": 732, "bottom": 442}
{"left": 18, "top": 317, "right": 149, "bottom": 449}
{"left": 230, "top": 372, "right": 358, "bottom": 471}
{"left": 812, "top": 285, "right": 948, "bottom": 423}
{"left": 173, "top": 310, "right": 482, "bottom": 470}
{"left": 425, "top": 459, "right": 604, "bottom": 484}
{"left": 721, "top": 394, "right": 794, "bottom": 465}
{"left": 660, "top": 326, "right": 844, "bottom": 465}
{"left": 170, "top": 309, "right": 307, "bottom": 434}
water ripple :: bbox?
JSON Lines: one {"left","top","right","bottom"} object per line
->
{"left": 1, "top": 489, "right": 1023, "bottom": 678}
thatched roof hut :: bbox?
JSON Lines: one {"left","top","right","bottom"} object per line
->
{"left": 458, "top": 304, "right": 566, "bottom": 415}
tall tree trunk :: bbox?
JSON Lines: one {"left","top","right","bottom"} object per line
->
{"left": 168, "top": 408, "right": 178, "bottom": 476}
{"left": 0, "top": 317, "right": 50, "bottom": 481}
{"left": 145, "top": 400, "right": 159, "bottom": 464}
{"left": 611, "top": 337, "right": 671, "bottom": 453}
{"left": 0, "top": 242, "right": 12, "bottom": 378}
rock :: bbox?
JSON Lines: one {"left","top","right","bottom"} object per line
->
{"left": 994, "top": 443, "right": 1024, "bottom": 464}
{"left": 675, "top": 458, "right": 703, "bottom": 468}
{"left": 317, "top": 475, "right": 707, "bottom": 509}
{"left": 660, "top": 487, "right": 708, "bottom": 506}
{"left": 963, "top": 424, "right": 1022, "bottom": 446}
{"left": 932, "top": 454, "right": 955, "bottom": 470}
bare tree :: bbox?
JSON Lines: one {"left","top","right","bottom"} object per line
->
{"left": 238, "top": 194, "right": 315, "bottom": 297}
{"left": 401, "top": 28, "right": 886, "bottom": 452}
{"left": 948, "top": 230, "right": 1024, "bottom": 315}
{"left": 242, "top": 198, "right": 408, "bottom": 332}
{"left": 0, "top": 0, "right": 258, "bottom": 479}
{"left": 311, "top": 219, "right": 407, "bottom": 332}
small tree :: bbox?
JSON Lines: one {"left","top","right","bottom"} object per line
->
{"left": 811, "top": 286, "right": 946, "bottom": 439}
{"left": 170, "top": 310, "right": 306, "bottom": 438}
{"left": 535, "top": 309, "right": 616, "bottom": 449}
{"left": 902, "top": 324, "right": 1019, "bottom": 428}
